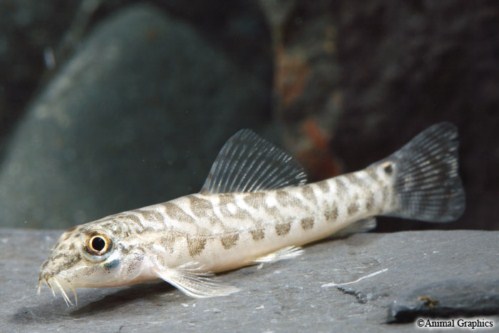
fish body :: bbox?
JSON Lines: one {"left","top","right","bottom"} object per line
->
{"left": 39, "top": 123, "right": 465, "bottom": 304}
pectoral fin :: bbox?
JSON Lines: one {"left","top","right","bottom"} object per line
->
{"left": 153, "top": 262, "right": 239, "bottom": 298}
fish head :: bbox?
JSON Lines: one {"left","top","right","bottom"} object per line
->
{"left": 38, "top": 222, "right": 137, "bottom": 305}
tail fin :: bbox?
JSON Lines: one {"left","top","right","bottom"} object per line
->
{"left": 382, "top": 122, "right": 465, "bottom": 222}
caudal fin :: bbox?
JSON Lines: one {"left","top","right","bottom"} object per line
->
{"left": 383, "top": 122, "right": 465, "bottom": 222}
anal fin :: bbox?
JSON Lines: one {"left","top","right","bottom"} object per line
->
{"left": 334, "top": 218, "right": 376, "bottom": 238}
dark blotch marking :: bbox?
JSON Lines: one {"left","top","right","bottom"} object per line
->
{"left": 301, "top": 218, "right": 314, "bottom": 230}
{"left": 187, "top": 237, "right": 207, "bottom": 256}
{"left": 264, "top": 206, "right": 280, "bottom": 218}
{"left": 301, "top": 186, "right": 316, "bottom": 202}
{"left": 139, "top": 210, "right": 163, "bottom": 222}
{"left": 120, "top": 245, "right": 131, "bottom": 255}
{"left": 365, "top": 190, "right": 375, "bottom": 211}
{"left": 276, "top": 190, "right": 300, "bottom": 207}
{"left": 127, "top": 214, "right": 143, "bottom": 226}
{"left": 232, "top": 209, "right": 252, "bottom": 220}
{"left": 53, "top": 253, "right": 82, "bottom": 276}
{"left": 250, "top": 229, "right": 265, "bottom": 241}
{"left": 160, "top": 234, "right": 177, "bottom": 253}
{"left": 276, "top": 191, "right": 288, "bottom": 206}
{"left": 164, "top": 202, "right": 195, "bottom": 223}
{"left": 348, "top": 202, "right": 360, "bottom": 215}
{"left": 51, "top": 253, "right": 66, "bottom": 261}
{"left": 331, "top": 206, "right": 338, "bottom": 219}
{"left": 275, "top": 222, "right": 291, "bottom": 236}
{"left": 218, "top": 193, "right": 236, "bottom": 205}
{"left": 324, "top": 205, "right": 339, "bottom": 222}
{"left": 55, "top": 243, "right": 67, "bottom": 251}
{"left": 221, "top": 234, "right": 239, "bottom": 249}
{"left": 188, "top": 195, "right": 214, "bottom": 217}
{"left": 40, "top": 260, "right": 49, "bottom": 270}
{"left": 208, "top": 216, "right": 223, "bottom": 226}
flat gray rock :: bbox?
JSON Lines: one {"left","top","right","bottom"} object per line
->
{"left": 1, "top": 229, "right": 498, "bottom": 332}
{"left": 388, "top": 279, "right": 499, "bottom": 322}
{"left": 0, "top": 4, "right": 269, "bottom": 229}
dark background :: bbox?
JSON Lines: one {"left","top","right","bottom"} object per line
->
{"left": 0, "top": 0, "right": 497, "bottom": 230}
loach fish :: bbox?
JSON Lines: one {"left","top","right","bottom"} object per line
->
{"left": 38, "top": 122, "right": 465, "bottom": 306}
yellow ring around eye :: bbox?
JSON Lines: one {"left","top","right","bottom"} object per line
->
{"left": 86, "top": 234, "right": 112, "bottom": 256}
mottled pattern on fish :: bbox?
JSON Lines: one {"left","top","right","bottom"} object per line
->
{"left": 38, "top": 123, "right": 465, "bottom": 305}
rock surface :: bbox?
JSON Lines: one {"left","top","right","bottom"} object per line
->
{"left": 1, "top": 229, "right": 497, "bottom": 332}
{"left": 0, "top": 4, "right": 270, "bottom": 229}
{"left": 388, "top": 279, "right": 499, "bottom": 322}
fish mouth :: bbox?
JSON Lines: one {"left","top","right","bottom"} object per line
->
{"left": 38, "top": 275, "right": 78, "bottom": 307}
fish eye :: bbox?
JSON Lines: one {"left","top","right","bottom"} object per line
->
{"left": 85, "top": 233, "right": 112, "bottom": 256}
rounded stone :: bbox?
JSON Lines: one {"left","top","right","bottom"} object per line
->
{"left": 0, "top": 4, "right": 270, "bottom": 228}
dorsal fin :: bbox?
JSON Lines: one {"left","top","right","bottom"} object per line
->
{"left": 201, "top": 129, "right": 307, "bottom": 194}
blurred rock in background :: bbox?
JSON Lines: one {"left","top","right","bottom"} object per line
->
{"left": 0, "top": 2, "right": 272, "bottom": 228}
{"left": 0, "top": 0, "right": 82, "bottom": 149}
{"left": 0, "top": 0, "right": 497, "bottom": 231}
